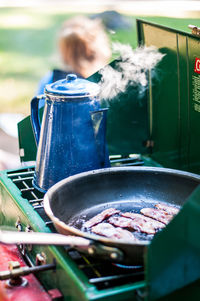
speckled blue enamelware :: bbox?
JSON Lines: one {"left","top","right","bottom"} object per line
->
{"left": 31, "top": 74, "right": 110, "bottom": 192}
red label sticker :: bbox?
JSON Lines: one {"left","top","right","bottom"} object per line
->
{"left": 194, "top": 57, "right": 200, "bottom": 74}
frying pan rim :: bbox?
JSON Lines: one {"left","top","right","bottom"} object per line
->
{"left": 43, "top": 166, "right": 200, "bottom": 246}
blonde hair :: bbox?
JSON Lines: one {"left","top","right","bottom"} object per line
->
{"left": 58, "top": 16, "right": 111, "bottom": 78}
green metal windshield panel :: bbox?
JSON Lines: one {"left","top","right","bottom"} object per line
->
{"left": 18, "top": 115, "right": 37, "bottom": 162}
{"left": 105, "top": 86, "right": 148, "bottom": 156}
{"left": 18, "top": 106, "right": 44, "bottom": 163}
{"left": 137, "top": 19, "right": 200, "bottom": 174}
{"left": 147, "top": 185, "right": 200, "bottom": 300}
{"left": 137, "top": 20, "right": 182, "bottom": 169}
{"left": 89, "top": 61, "right": 149, "bottom": 156}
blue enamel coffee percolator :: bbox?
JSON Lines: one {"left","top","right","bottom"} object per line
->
{"left": 31, "top": 74, "right": 110, "bottom": 192}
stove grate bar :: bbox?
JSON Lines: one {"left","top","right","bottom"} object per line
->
{"left": 110, "top": 157, "right": 142, "bottom": 163}
{"left": 29, "top": 199, "right": 43, "bottom": 204}
{"left": 45, "top": 221, "right": 54, "bottom": 225}
{"left": 21, "top": 187, "right": 35, "bottom": 192}
{"left": 89, "top": 271, "right": 144, "bottom": 284}
{"left": 30, "top": 191, "right": 43, "bottom": 202}
{"left": 33, "top": 204, "right": 44, "bottom": 209}
{"left": 8, "top": 170, "right": 34, "bottom": 178}
{"left": 122, "top": 161, "right": 144, "bottom": 166}
{"left": 13, "top": 176, "right": 34, "bottom": 182}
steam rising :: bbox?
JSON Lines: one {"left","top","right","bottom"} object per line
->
{"left": 98, "top": 43, "right": 165, "bottom": 100}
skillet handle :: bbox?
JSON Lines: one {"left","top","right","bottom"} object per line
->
{"left": 0, "top": 230, "right": 90, "bottom": 247}
{"left": 0, "top": 230, "right": 124, "bottom": 262}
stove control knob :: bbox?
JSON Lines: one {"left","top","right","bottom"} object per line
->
{"left": 0, "top": 260, "right": 56, "bottom": 286}
{"left": 5, "top": 261, "right": 28, "bottom": 287}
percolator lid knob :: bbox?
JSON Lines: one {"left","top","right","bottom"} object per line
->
{"left": 66, "top": 74, "right": 77, "bottom": 81}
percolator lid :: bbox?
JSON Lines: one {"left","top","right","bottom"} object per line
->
{"left": 45, "top": 74, "right": 99, "bottom": 97}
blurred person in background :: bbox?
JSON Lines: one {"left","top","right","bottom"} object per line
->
{"left": 37, "top": 16, "right": 111, "bottom": 100}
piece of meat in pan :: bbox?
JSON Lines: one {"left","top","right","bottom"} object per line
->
{"left": 108, "top": 216, "right": 156, "bottom": 235}
{"left": 155, "top": 203, "right": 179, "bottom": 215}
{"left": 91, "top": 222, "right": 138, "bottom": 242}
{"left": 121, "top": 212, "right": 165, "bottom": 230}
{"left": 141, "top": 208, "right": 173, "bottom": 225}
{"left": 83, "top": 208, "right": 120, "bottom": 228}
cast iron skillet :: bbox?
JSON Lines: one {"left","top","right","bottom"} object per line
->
{"left": 43, "top": 167, "right": 200, "bottom": 265}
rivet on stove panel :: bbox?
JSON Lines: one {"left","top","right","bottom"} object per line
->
{"left": 25, "top": 225, "right": 33, "bottom": 251}
{"left": 36, "top": 252, "right": 47, "bottom": 265}
{"left": 25, "top": 225, "right": 32, "bottom": 232}
{"left": 15, "top": 218, "right": 22, "bottom": 232}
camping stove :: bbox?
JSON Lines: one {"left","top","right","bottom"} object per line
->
{"left": 3, "top": 19, "right": 200, "bottom": 300}
{"left": 2, "top": 164, "right": 200, "bottom": 301}
{"left": 0, "top": 163, "right": 149, "bottom": 301}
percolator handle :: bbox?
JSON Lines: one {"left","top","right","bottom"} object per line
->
{"left": 31, "top": 95, "right": 43, "bottom": 145}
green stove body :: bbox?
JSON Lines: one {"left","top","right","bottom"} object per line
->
{"left": 1, "top": 20, "right": 200, "bottom": 300}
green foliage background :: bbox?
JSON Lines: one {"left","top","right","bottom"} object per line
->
{"left": 0, "top": 7, "right": 199, "bottom": 115}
